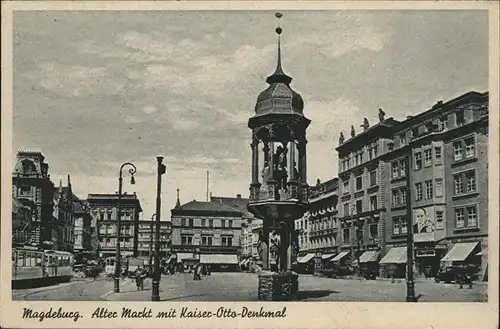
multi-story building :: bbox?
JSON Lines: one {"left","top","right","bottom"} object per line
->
{"left": 300, "top": 178, "right": 339, "bottom": 273}
{"left": 136, "top": 218, "right": 172, "bottom": 260}
{"left": 336, "top": 116, "right": 398, "bottom": 274}
{"left": 380, "top": 91, "right": 489, "bottom": 279}
{"left": 87, "top": 193, "right": 142, "bottom": 258}
{"left": 53, "top": 176, "right": 75, "bottom": 253}
{"left": 170, "top": 191, "right": 243, "bottom": 271}
{"left": 73, "top": 198, "right": 93, "bottom": 253}
{"left": 12, "top": 197, "right": 34, "bottom": 248}
{"left": 295, "top": 211, "right": 309, "bottom": 258}
{"left": 12, "top": 151, "right": 55, "bottom": 248}
{"left": 333, "top": 90, "right": 488, "bottom": 280}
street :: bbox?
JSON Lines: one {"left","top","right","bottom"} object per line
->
{"left": 12, "top": 273, "right": 487, "bottom": 302}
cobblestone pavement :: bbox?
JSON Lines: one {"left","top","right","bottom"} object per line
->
{"left": 13, "top": 273, "right": 487, "bottom": 302}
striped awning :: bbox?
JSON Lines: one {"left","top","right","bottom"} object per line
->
{"left": 379, "top": 247, "right": 407, "bottom": 264}
{"left": 359, "top": 250, "right": 380, "bottom": 263}
{"left": 297, "top": 253, "right": 315, "bottom": 264}
{"left": 331, "top": 251, "right": 349, "bottom": 262}
{"left": 321, "top": 254, "right": 335, "bottom": 260}
{"left": 441, "top": 242, "right": 479, "bottom": 262}
{"left": 199, "top": 254, "right": 238, "bottom": 264}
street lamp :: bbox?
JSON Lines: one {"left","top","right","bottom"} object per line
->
{"left": 151, "top": 156, "right": 166, "bottom": 302}
{"left": 149, "top": 214, "right": 156, "bottom": 274}
{"left": 405, "top": 155, "right": 417, "bottom": 302}
{"left": 114, "top": 162, "right": 137, "bottom": 294}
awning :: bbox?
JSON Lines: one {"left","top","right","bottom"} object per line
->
{"left": 379, "top": 247, "right": 407, "bottom": 264}
{"left": 297, "top": 253, "right": 315, "bottom": 264}
{"left": 199, "top": 254, "right": 238, "bottom": 264}
{"left": 331, "top": 251, "right": 349, "bottom": 262}
{"left": 240, "top": 259, "right": 250, "bottom": 266}
{"left": 359, "top": 250, "right": 380, "bottom": 263}
{"left": 321, "top": 254, "right": 335, "bottom": 260}
{"left": 176, "top": 252, "right": 194, "bottom": 263}
{"left": 441, "top": 242, "right": 479, "bottom": 262}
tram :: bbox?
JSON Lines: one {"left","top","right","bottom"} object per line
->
{"left": 12, "top": 248, "right": 74, "bottom": 288}
{"left": 104, "top": 256, "right": 145, "bottom": 276}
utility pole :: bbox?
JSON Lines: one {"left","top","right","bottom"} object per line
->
{"left": 151, "top": 156, "right": 166, "bottom": 302}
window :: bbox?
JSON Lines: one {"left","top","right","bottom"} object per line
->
{"left": 388, "top": 142, "right": 394, "bottom": 152}
{"left": 465, "top": 137, "right": 475, "bottom": 158}
{"left": 356, "top": 200, "right": 363, "bottom": 214}
{"left": 392, "top": 189, "right": 400, "bottom": 206}
{"left": 222, "top": 236, "right": 233, "bottom": 247}
{"left": 355, "top": 175, "right": 363, "bottom": 191}
{"left": 369, "top": 224, "right": 378, "bottom": 239}
{"left": 107, "top": 213, "right": 112, "bottom": 221}
{"left": 436, "top": 211, "right": 444, "bottom": 229}
{"left": 188, "top": 218, "right": 194, "bottom": 227}
{"left": 453, "top": 141, "right": 463, "bottom": 161}
{"left": 435, "top": 179, "right": 443, "bottom": 197}
{"left": 373, "top": 145, "right": 378, "bottom": 158}
{"left": 456, "top": 111, "right": 465, "bottom": 126}
{"left": 343, "top": 228, "right": 350, "bottom": 243}
{"left": 401, "top": 218, "right": 408, "bottom": 234}
{"left": 434, "top": 147, "right": 442, "bottom": 164}
{"left": 229, "top": 220, "right": 233, "bottom": 228}
{"left": 415, "top": 183, "right": 423, "bottom": 201}
{"left": 415, "top": 152, "right": 422, "bottom": 170}
{"left": 466, "top": 206, "right": 477, "bottom": 227}
{"left": 412, "top": 128, "right": 419, "bottom": 140}
{"left": 400, "top": 188, "right": 407, "bottom": 204}
{"left": 439, "top": 116, "right": 448, "bottom": 131}
{"left": 466, "top": 171, "right": 476, "bottom": 193}
{"left": 393, "top": 218, "right": 400, "bottom": 235}
{"left": 343, "top": 203, "right": 350, "bottom": 216}
{"left": 454, "top": 174, "right": 464, "bottom": 195}
{"left": 209, "top": 219, "right": 213, "bottom": 227}
{"left": 221, "top": 220, "right": 226, "bottom": 228}
{"left": 424, "top": 149, "right": 432, "bottom": 167}
{"left": 100, "top": 213, "right": 105, "bottom": 222}
{"left": 399, "top": 159, "right": 407, "bottom": 176}
{"left": 201, "top": 219, "right": 206, "bottom": 227}
{"left": 343, "top": 180, "right": 350, "bottom": 194}
{"left": 425, "top": 180, "right": 433, "bottom": 199}
{"left": 391, "top": 162, "right": 399, "bottom": 178}
{"left": 202, "top": 236, "right": 213, "bottom": 246}
{"left": 455, "top": 208, "right": 465, "bottom": 228}
{"left": 370, "top": 195, "right": 377, "bottom": 211}
{"left": 400, "top": 134, "right": 406, "bottom": 146}
{"left": 369, "top": 170, "right": 377, "bottom": 186}
{"left": 181, "top": 218, "right": 186, "bottom": 226}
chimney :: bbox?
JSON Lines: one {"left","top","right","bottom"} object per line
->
{"left": 237, "top": 194, "right": 242, "bottom": 199}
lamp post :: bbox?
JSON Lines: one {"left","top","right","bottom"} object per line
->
{"left": 114, "top": 162, "right": 137, "bottom": 294}
{"left": 151, "top": 156, "right": 166, "bottom": 302}
{"left": 405, "top": 155, "right": 417, "bottom": 302}
{"left": 149, "top": 214, "right": 156, "bottom": 274}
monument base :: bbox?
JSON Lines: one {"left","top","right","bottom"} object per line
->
{"left": 258, "top": 271, "right": 299, "bottom": 301}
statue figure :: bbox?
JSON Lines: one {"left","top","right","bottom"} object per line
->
{"left": 339, "top": 132, "right": 345, "bottom": 144}
{"left": 273, "top": 145, "right": 288, "bottom": 191}
{"left": 257, "top": 230, "right": 268, "bottom": 268}
{"left": 293, "top": 161, "right": 299, "bottom": 180}
{"left": 269, "top": 230, "right": 280, "bottom": 268}
{"left": 291, "top": 230, "right": 300, "bottom": 262}
{"left": 261, "top": 162, "right": 270, "bottom": 183}
{"left": 350, "top": 125, "right": 355, "bottom": 138}
{"left": 378, "top": 108, "right": 386, "bottom": 122}
{"left": 361, "top": 118, "right": 369, "bottom": 130}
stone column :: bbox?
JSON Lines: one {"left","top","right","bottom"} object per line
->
{"left": 251, "top": 139, "right": 259, "bottom": 184}
{"left": 286, "top": 226, "right": 293, "bottom": 271}
{"left": 288, "top": 140, "right": 296, "bottom": 180}
{"left": 262, "top": 224, "right": 270, "bottom": 271}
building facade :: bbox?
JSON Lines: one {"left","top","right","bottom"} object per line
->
{"left": 12, "top": 151, "right": 55, "bottom": 248}
{"left": 53, "top": 176, "right": 75, "bottom": 253}
{"left": 73, "top": 198, "right": 93, "bottom": 253}
{"left": 333, "top": 91, "right": 488, "bottom": 280}
{"left": 12, "top": 197, "right": 34, "bottom": 248}
{"left": 170, "top": 192, "right": 243, "bottom": 271}
{"left": 87, "top": 193, "right": 142, "bottom": 258}
{"left": 137, "top": 219, "right": 172, "bottom": 259}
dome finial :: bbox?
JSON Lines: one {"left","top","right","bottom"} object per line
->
{"left": 266, "top": 12, "right": 292, "bottom": 85}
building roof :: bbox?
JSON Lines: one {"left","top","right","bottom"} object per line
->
{"left": 172, "top": 199, "right": 243, "bottom": 217}
{"left": 210, "top": 195, "right": 254, "bottom": 218}
{"left": 310, "top": 178, "right": 339, "bottom": 199}
{"left": 87, "top": 193, "right": 143, "bottom": 212}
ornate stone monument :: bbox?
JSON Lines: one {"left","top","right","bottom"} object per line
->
{"left": 247, "top": 13, "right": 310, "bottom": 301}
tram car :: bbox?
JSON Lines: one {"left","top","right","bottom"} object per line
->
{"left": 104, "top": 257, "right": 128, "bottom": 276}
{"left": 12, "top": 248, "right": 74, "bottom": 288}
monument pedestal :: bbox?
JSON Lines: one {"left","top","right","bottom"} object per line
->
{"left": 258, "top": 270, "right": 299, "bottom": 301}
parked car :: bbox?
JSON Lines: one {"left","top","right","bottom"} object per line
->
{"left": 434, "top": 265, "right": 479, "bottom": 283}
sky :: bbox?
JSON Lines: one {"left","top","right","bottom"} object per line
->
{"left": 12, "top": 10, "right": 488, "bottom": 219}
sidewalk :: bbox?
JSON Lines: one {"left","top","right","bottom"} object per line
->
{"left": 103, "top": 275, "right": 191, "bottom": 301}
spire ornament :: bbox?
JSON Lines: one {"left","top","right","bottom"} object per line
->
{"left": 266, "top": 12, "right": 292, "bottom": 85}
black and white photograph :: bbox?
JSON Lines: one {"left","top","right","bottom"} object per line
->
{"left": 1, "top": 2, "right": 499, "bottom": 329}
